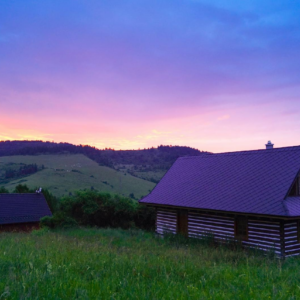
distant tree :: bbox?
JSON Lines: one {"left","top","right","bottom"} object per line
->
{"left": 14, "top": 184, "right": 31, "bottom": 193}
{"left": 42, "top": 188, "right": 59, "bottom": 213}
{"left": 129, "top": 193, "right": 135, "bottom": 199}
{"left": 0, "top": 187, "right": 9, "bottom": 193}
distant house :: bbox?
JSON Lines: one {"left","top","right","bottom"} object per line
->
{"left": 140, "top": 142, "right": 300, "bottom": 257}
{"left": 0, "top": 192, "right": 52, "bottom": 231}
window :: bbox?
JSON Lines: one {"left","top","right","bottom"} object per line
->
{"left": 235, "top": 216, "right": 248, "bottom": 240}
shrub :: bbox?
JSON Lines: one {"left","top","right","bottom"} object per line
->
{"left": 0, "top": 187, "right": 9, "bottom": 193}
{"left": 42, "top": 190, "right": 155, "bottom": 230}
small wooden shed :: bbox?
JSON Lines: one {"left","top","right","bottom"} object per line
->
{"left": 140, "top": 144, "right": 300, "bottom": 257}
{"left": 0, "top": 193, "right": 52, "bottom": 231}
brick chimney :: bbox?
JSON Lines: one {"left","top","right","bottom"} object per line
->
{"left": 265, "top": 141, "right": 274, "bottom": 150}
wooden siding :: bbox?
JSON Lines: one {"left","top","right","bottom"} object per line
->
{"left": 242, "top": 219, "right": 281, "bottom": 255}
{"left": 0, "top": 222, "right": 40, "bottom": 232}
{"left": 188, "top": 212, "right": 235, "bottom": 240}
{"left": 284, "top": 221, "right": 300, "bottom": 257}
{"left": 156, "top": 209, "right": 300, "bottom": 257}
{"left": 156, "top": 209, "right": 177, "bottom": 234}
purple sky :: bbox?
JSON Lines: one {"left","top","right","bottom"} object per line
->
{"left": 1, "top": 0, "right": 300, "bottom": 152}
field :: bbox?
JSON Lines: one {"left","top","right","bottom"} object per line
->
{"left": 0, "top": 228, "right": 299, "bottom": 299}
{"left": 0, "top": 154, "right": 155, "bottom": 199}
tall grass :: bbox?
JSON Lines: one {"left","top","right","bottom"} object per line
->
{"left": 0, "top": 228, "right": 299, "bottom": 299}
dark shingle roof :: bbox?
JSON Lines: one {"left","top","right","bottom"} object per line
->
{"left": 0, "top": 193, "right": 52, "bottom": 225}
{"left": 140, "top": 146, "right": 300, "bottom": 217}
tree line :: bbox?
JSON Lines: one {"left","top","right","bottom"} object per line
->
{"left": 4, "top": 163, "right": 43, "bottom": 179}
{"left": 0, "top": 140, "right": 211, "bottom": 171}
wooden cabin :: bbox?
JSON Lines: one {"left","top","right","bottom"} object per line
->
{"left": 0, "top": 192, "right": 52, "bottom": 232}
{"left": 140, "top": 143, "right": 300, "bottom": 257}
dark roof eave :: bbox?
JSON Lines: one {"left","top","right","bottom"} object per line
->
{"left": 140, "top": 202, "right": 300, "bottom": 220}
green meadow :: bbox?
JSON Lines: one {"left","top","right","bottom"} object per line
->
{"left": 0, "top": 228, "right": 299, "bottom": 299}
{"left": 0, "top": 154, "right": 155, "bottom": 198}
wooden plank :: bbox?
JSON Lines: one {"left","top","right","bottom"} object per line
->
{"left": 284, "top": 232, "right": 298, "bottom": 238}
{"left": 285, "top": 248, "right": 300, "bottom": 256}
{"left": 189, "top": 215, "right": 234, "bottom": 223}
{"left": 188, "top": 220, "right": 234, "bottom": 230}
{"left": 188, "top": 227, "right": 234, "bottom": 237}
{"left": 285, "top": 244, "right": 300, "bottom": 251}
{"left": 284, "top": 222, "right": 297, "bottom": 227}
{"left": 188, "top": 224, "right": 234, "bottom": 234}
{"left": 249, "top": 219, "right": 280, "bottom": 225}
{"left": 248, "top": 230, "right": 280, "bottom": 239}
{"left": 248, "top": 225, "right": 280, "bottom": 233}
{"left": 248, "top": 222, "right": 280, "bottom": 229}
{"left": 248, "top": 235, "right": 280, "bottom": 243}
{"left": 157, "top": 212, "right": 177, "bottom": 218}
{"left": 189, "top": 217, "right": 234, "bottom": 225}
{"left": 246, "top": 238, "right": 280, "bottom": 247}
{"left": 242, "top": 241, "right": 281, "bottom": 251}
{"left": 188, "top": 212, "right": 234, "bottom": 220}
{"left": 157, "top": 216, "right": 177, "bottom": 223}
{"left": 188, "top": 232, "right": 234, "bottom": 240}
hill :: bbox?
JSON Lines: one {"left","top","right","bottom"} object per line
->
{"left": 0, "top": 140, "right": 210, "bottom": 183}
{"left": 0, "top": 154, "right": 155, "bottom": 198}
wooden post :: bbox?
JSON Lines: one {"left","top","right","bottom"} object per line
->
{"left": 177, "top": 210, "right": 188, "bottom": 237}
{"left": 280, "top": 220, "right": 285, "bottom": 259}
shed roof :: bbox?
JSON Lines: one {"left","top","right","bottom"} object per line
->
{"left": 140, "top": 146, "right": 300, "bottom": 217}
{"left": 0, "top": 193, "right": 52, "bottom": 225}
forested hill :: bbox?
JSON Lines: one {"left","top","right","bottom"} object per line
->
{"left": 0, "top": 141, "right": 210, "bottom": 171}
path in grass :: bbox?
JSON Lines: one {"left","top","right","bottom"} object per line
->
{"left": 0, "top": 228, "right": 299, "bottom": 299}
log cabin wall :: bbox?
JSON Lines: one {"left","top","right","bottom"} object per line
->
{"left": 0, "top": 222, "right": 40, "bottom": 232}
{"left": 283, "top": 221, "right": 300, "bottom": 257}
{"left": 242, "top": 219, "right": 281, "bottom": 256}
{"left": 188, "top": 213, "right": 281, "bottom": 255}
{"left": 188, "top": 212, "right": 235, "bottom": 240}
{"left": 155, "top": 208, "right": 289, "bottom": 256}
{"left": 156, "top": 208, "right": 178, "bottom": 234}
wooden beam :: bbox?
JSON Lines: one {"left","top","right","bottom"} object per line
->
{"left": 280, "top": 221, "right": 285, "bottom": 258}
{"left": 141, "top": 203, "right": 300, "bottom": 221}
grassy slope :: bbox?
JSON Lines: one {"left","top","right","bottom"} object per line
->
{"left": 0, "top": 154, "right": 155, "bottom": 198}
{"left": 0, "top": 228, "right": 299, "bottom": 299}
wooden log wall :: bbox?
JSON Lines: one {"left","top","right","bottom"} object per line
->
{"left": 284, "top": 221, "right": 300, "bottom": 257}
{"left": 0, "top": 222, "right": 40, "bottom": 232}
{"left": 156, "top": 209, "right": 177, "bottom": 234}
{"left": 156, "top": 209, "right": 300, "bottom": 257}
{"left": 243, "top": 219, "right": 281, "bottom": 256}
{"left": 188, "top": 212, "right": 235, "bottom": 240}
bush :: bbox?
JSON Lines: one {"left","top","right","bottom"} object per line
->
{"left": 42, "top": 190, "right": 155, "bottom": 230}
{"left": 0, "top": 187, "right": 9, "bottom": 193}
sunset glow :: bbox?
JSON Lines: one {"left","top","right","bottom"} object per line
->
{"left": 1, "top": 0, "right": 299, "bottom": 152}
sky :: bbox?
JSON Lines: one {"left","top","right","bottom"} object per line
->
{"left": 0, "top": 0, "right": 300, "bottom": 152}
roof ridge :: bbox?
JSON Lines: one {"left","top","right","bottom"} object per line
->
{"left": 177, "top": 145, "right": 300, "bottom": 159}
{"left": 0, "top": 193, "right": 44, "bottom": 195}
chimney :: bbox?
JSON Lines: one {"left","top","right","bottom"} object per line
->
{"left": 265, "top": 141, "right": 274, "bottom": 150}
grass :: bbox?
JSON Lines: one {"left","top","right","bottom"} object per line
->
{"left": 0, "top": 228, "right": 300, "bottom": 299}
{"left": 0, "top": 154, "right": 155, "bottom": 198}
